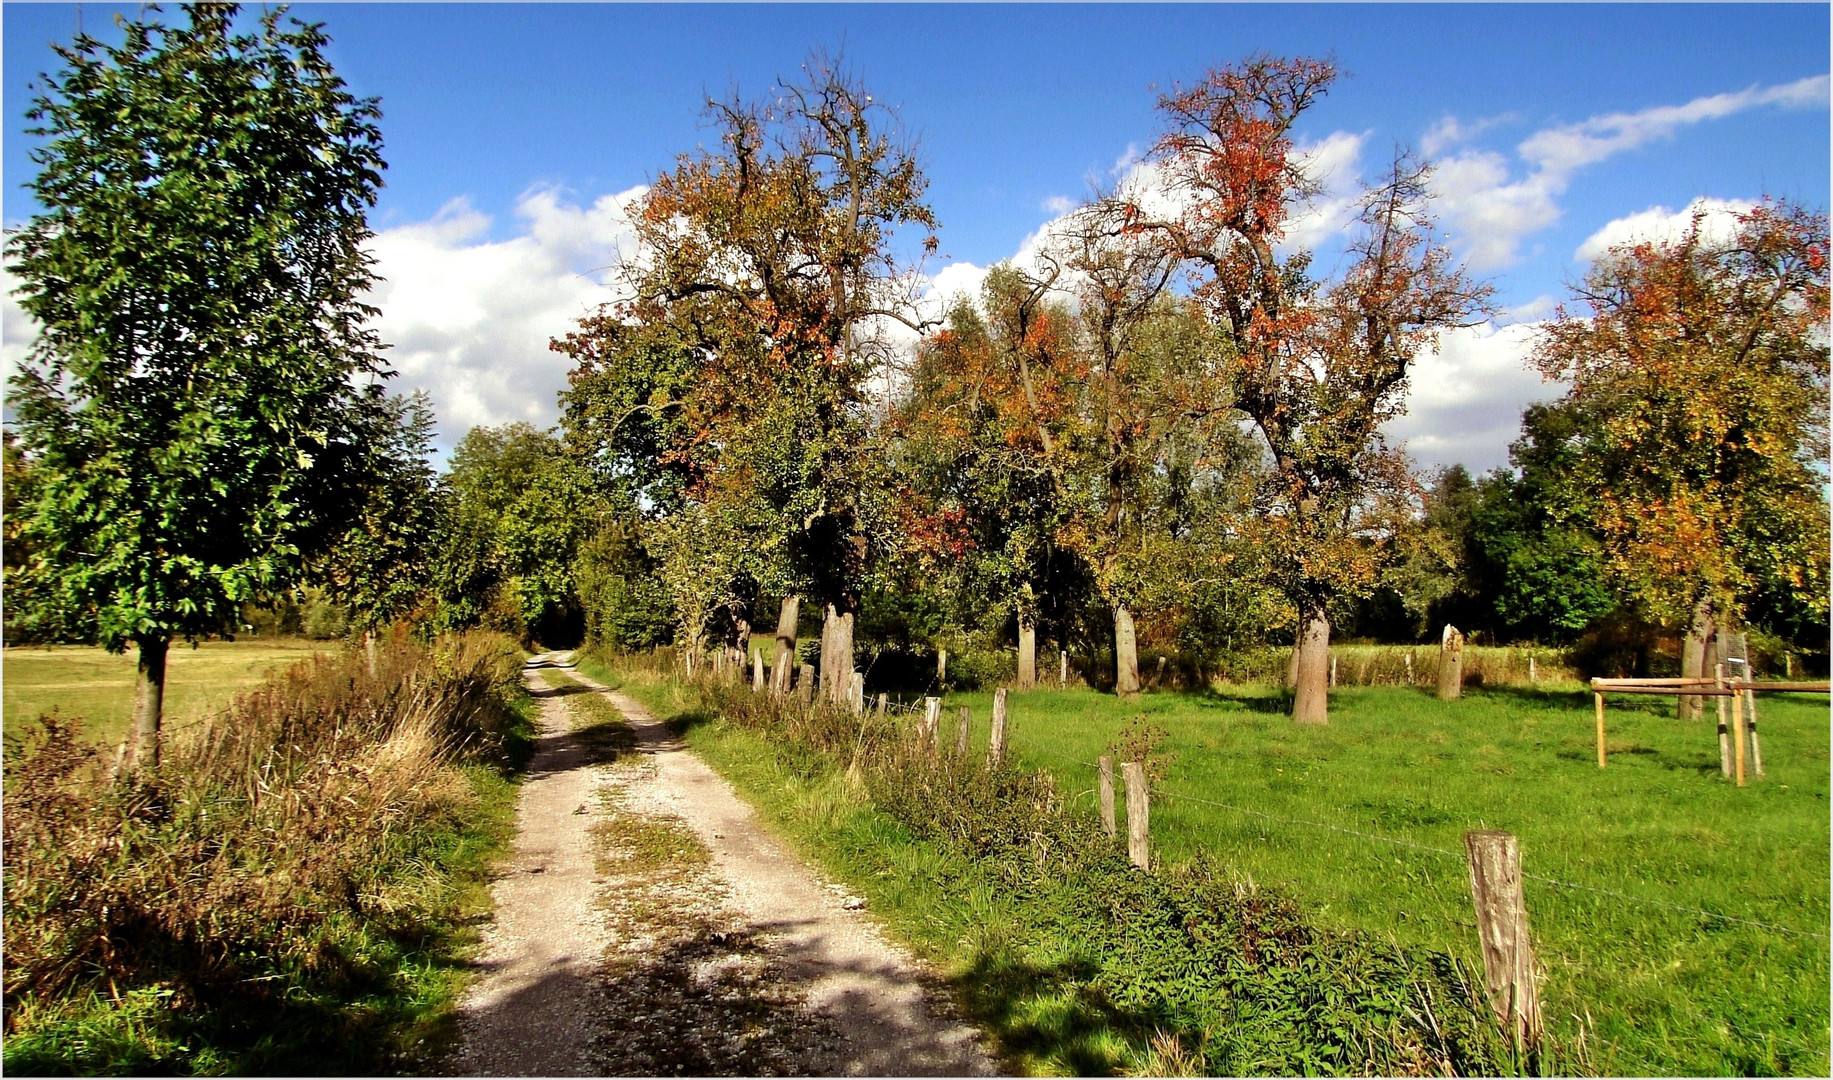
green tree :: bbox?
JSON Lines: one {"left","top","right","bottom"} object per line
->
{"left": 1532, "top": 201, "right": 1830, "bottom": 692}
{"left": 5, "top": 3, "right": 389, "bottom": 775}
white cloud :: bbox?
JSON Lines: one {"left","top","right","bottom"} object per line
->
{"left": 1573, "top": 196, "right": 1755, "bottom": 263}
{"left": 3, "top": 187, "right": 647, "bottom": 452}
{"left": 1281, "top": 130, "right": 1368, "bottom": 257}
{"left": 1431, "top": 74, "right": 1826, "bottom": 269}
{"left": 1420, "top": 113, "right": 1516, "bottom": 157}
{"left": 1385, "top": 319, "right": 1559, "bottom": 472}
{"left": 364, "top": 185, "right": 645, "bottom": 445}
{"left": 1041, "top": 195, "right": 1076, "bottom": 216}
{"left": 2, "top": 269, "right": 34, "bottom": 390}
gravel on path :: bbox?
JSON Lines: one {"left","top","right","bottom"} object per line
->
{"left": 453, "top": 655, "right": 998, "bottom": 1077}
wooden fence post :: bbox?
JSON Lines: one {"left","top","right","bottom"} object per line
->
{"left": 1747, "top": 684, "right": 1765, "bottom": 780}
{"left": 797, "top": 664, "right": 815, "bottom": 705}
{"left": 752, "top": 648, "right": 765, "bottom": 690}
{"left": 989, "top": 688, "right": 1008, "bottom": 766}
{"left": 874, "top": 693, "right": 888, "bottom": 719}
{"left": 922, "top": 697, "right": 941, "bottom": 756}
{"left": 1732, "top": 678, "right": 1747, "bottom": 787}
{"left": 1098, "top": 755, "right": 1116, "bottom": 839}
{"left": 1437, "top": 625, "right": 1465, "bottom": 700}
{"left": 1154, "top": 655, "right": 1167, "bottom": 688}
{"left": 1528, "top": 655, "right": 1537, "bottom": 684}
{"left": 1594, "top": 690, "right": 1607, "bottom": 769}
{"left": 955, "top": 706, "right": 971, "bottom": 757}
{"left": 1405, "top": 651, "right": 1414, "bottom": 685}
{"left": 1329, "top": 653, "right": 1338, "bottom": 688}
{"left": 1715, "top": 663, "right": 1732, "bottom": 778}
{"left": 1463, "top": 830, "right": 1543, "bottom": 1053}
{"left": 1122, "top": 761, "right": 1149, "bottom": 871}
{"left": 851, "top": 671, "right": 865, "bottom": 715}
{"left": 937, "top": 648, "right": 948, "bottom": 686}
{"left": 1059, "top": 649, "right": 1068, "bottom": 688}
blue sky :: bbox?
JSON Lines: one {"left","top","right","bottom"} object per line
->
{"left": 5, "top": 3, "right": 1829, "bottom": 469}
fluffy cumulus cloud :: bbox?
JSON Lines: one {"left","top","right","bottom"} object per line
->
{"left": 1429, "top": 74, "right": 1827, "bottom": 269}
{"left": 1573, "top": 196, "right": 1756, "bottom": 263}
{"left": 1384, "top": 318, "right": 1560, "bottom": 473}
{"left": 364, "top": 185, "right": 644, "bottom": 443}
{"left": 1282, "top": 129, "right": 1369, "bottom": 259}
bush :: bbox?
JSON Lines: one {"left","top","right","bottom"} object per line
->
{"left": 2, "top": 630, "right": 529, "bottom": 1073}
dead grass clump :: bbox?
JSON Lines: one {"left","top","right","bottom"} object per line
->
{"left": 2, "top": 630, "right": 527, "bottom": 1027}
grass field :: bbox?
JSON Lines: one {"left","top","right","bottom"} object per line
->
{"left": 3, "top": 639, "right": 331, "bottom": 748}
{"left": 901, "top": 681, "right": 1830, "bottom": 1075}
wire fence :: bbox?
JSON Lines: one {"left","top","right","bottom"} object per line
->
{"left": 707, "top": 671, "right": 1829, "bottom": 942}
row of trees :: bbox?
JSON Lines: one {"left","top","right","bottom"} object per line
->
{"left": 7, "top": 6, "right": 1827, "bottom": 766}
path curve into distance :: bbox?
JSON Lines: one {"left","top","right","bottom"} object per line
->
{"left": 453, "top": 653, "right": 996, "bottom": 1077}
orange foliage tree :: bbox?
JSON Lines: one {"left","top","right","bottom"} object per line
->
{"left": 1531, "top": 201, "right": 1830, "bottom": 696}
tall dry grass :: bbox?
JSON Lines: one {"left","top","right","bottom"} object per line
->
{"left": 2, "top": 630, "right": 526, "bottom": 1046}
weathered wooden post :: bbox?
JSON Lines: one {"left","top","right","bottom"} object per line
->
{"left": 796, "top": 664, "right": 815, "bottom": 705}
{"left": 1746, "top": 683, "right": 1765, "bottom": 780}
{"left": 988, "top": 688, "right": 1008, "bottom": 766}
{"left": 1715, "top": 663, "right": 1732, "bottom": 778}
{"left": 1098, "top": 755, "right": 1116, "bottom": 839}
{"left": 955, "top": 706, "right": 971, "bottom": 757}
{"left": 752, "top": 647, "right": 765, "bottom": 690}
{"left": 1017, "top": 615, "right": 1037, "bottom": 690}
{"left": 1123, "top": 761, "right": 1150, "bottom": 871}
{"left": 851, "top": 671, "right": 865, "bottom": 715}
{"left": 1329, "top": 654, "right": 1338, "bottom": 688}
{"left": 1437, "top": 625, "right": 1465, "bottom": 700}
{"left": 1528, "top": 655, "right": 1537, "bottom": 684}
{"left": 1594, "top": 689, "right": 1607, "bottom": 769}
{"left": 1059, "top": 649, "right": 1068, "bottom": 687}
{"left": 922, "top": 697, "right": 941, "bottom": 756}
{"left": 937, "top": 648, "right": 948, "bottom": 686}
{"left": 1731, "top": 678, "right": 1748, "bottom": 788}
{"left": 1463, "top": 830, "right": 1543, "bottom": 1053}
{"left": 1405, "top": 651, "right": 1415, "bottom": 684}
{"left": 874, "top": 693, "right": 888, "bottom": 719}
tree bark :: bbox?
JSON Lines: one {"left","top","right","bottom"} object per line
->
{"left": 1114, "top": 603, "right": 1141, "bottom": 698}
{"left": 1679, "top": 598, "right": 1715, "bottom": 721}
{"left": 123, "top": 635, "right": 169, "bottom": 779}
{"left": 1017, "top": 612, "right": 1037, "bottom": 690}
{"left": 823, "top": 603, "right": 855, "bottom": 707}
{"left": 772, "top": 596, "right": 799, "bottom": 694}
{"left": 1292, "top": 608, "right": 1330, "bottom": 724}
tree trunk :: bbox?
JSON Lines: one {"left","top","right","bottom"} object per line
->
{"left": 772, "top": 596, "right": 799, "bottom": 694}
{"left": 1114, "top": 603, "right": 1140, "bottom": 698}
{"left": 1292, "top": 608, "right": 1330, "bottom": 724}
{"left": 123, "top": 635, "right": 169, "bottom": 779}
{"left": 823, "top": 603, "right": 855, "bottom": 707}
{"left": 1017, "top": 613, "right": 1037, "bottom": 690}
{"left": 1679, "top": 598, "right": 1715, "bottom": 721}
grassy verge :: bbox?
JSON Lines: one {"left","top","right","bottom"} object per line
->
{"left": 3, "top": 634, "right": 536, "bottom": 1075}
{"left": 908, "top": 682, "right": 1829, "bottom": 1076}
{"left": 4, "top": 639, "right": 332, "bottom": 749}
{"left": 591, "top": 658, "right": 1526, "bottom": 1077}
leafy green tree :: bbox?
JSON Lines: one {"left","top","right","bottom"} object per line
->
{"left": 1532, "top": 201, "right": 1829, "bottom": 690}
{"left": 431, "top": 423, "right": 603, "bottom": 645}
{"left": 5, "top": 3, "right": 388, "bottom": 775}
{"left": 311, "top": 390, "right": 440, "bottom": 655}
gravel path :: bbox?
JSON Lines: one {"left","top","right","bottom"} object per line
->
{"left": 453, "top": 655, "right": 997, "bottom": 1077}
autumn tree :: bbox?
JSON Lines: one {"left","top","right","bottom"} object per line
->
{"left": 1532, "top": 201, "right": 1830, "bottom": 706}
{"left": 5, "top": 3, "right": 390, "bottom": 774}
{"left": 556, "top": 52, "right": 936, "bottom": 701}
{"left": 892, "top": 267, "right": 1082, "bottom": 688}
{"left": 1138, "top": 56, "right": 1490, "bottom": 722}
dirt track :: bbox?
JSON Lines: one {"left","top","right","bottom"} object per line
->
{"left": 452, "top": 655, "right": 995, "bottom": 1076}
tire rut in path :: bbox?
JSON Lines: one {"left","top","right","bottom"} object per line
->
{"left": 455, "top": 657, "right": 997, "bottom": 1077}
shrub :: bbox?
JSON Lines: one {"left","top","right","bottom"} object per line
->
{"left": 690, "top": 678, "right": 1521, "bottom": 1075}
